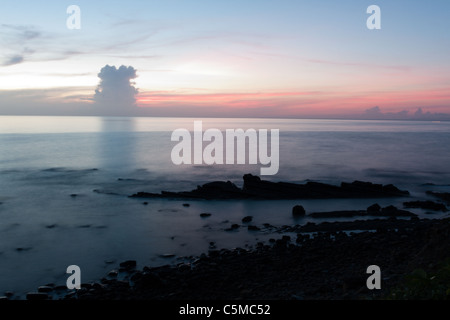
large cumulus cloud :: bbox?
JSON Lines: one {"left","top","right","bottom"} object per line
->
{"left": 93, "top": 65, "right": 139, "bottom": 116}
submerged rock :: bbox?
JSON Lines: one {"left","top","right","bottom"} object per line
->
{"left": 292, "top": 205, "right": 306, "bottom": 217}
{"left": 309, "top": 205, "right": 416, "bottom": 219}
{"left": 119, "top": 260, "right": 137, "bottom": 270}
{"left": 367, "top": 203, "right": 381, "bottom": 214}
{"left": 426, "top": 191, "right": 450, "bottom": 203}
{"left": 404, "top": 200, "right": 448, "bottom": 212}
{"left": 200, "top": 213, "right": 212, "bottom": 218}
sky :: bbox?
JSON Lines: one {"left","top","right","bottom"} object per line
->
{"left": 0, "top": 0, "right": 449, "bottom": 119}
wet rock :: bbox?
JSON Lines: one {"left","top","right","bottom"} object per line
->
{"left": 81, "top": 283, "right": 93, "bottom": 289}
{"left": 130, "top": 174, "right": 410, "bottom": 200}
{"left": 367, "top": 203, "right": 381, "bottom": 214}
{"left": 15, "top": 247, "right": 31, "bottom": 252}
{"left": 309, "top": 210, "right": 366, "bottom": 218}
{"left": 248, "top": 225, "right": 261, "bottom": 231}
{"left": 38, "top": 286, "right": 53, "bottom": 293}
{"left": 119, "top": 260, "right": 137, "bottom": 270}
{"left": 143, "top": 202, "right": 148, "bottom": 205}
{"left": 182, "top": 203, "right": 190, "bottom": 207}
{"left": 55, "top": 285, "right": 67, "bottom": 291}
{"left": 26, "top": 292, "right": 49, "bottom": 300}
{"left": 242, "top": 216, "right": 253, "bottom": 223}
{"left": 403, "top": 200, "right": 447, "bottom": 212}
{"left": 160, "top": 254, "right": 176, "bottom": 258}
{"left": 46, "top": 224, "right": 57, "bottom": 229}
{"left": 380, "top": 205, "right": 415, "bottom": 217}
{"left": 108, "top": 270, "right": 119, "bottom": 277}
{"left": 225, "top": 224, "right": 240, "bottom": 231}
{"left": 292, "top": 205, "right": 306, "bottom": 217}
{"left": 200, "top": 213, "right": 212, "bottom": 218}
{"left": 426, "top": 191, "right": 450, "bottom": 203}
{"left": 4, "top": 291, "right": 13, "bottom": 298}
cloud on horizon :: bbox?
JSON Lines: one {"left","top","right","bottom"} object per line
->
{"left": 362, "top": 106, "right": 450, "bottom": 121}
{"left": 93, "top": 65, "right": 139, "bottom": 116}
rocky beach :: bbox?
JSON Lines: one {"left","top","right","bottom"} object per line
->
{"left": 14, "top": 176, "right": 450, "bottom": 301}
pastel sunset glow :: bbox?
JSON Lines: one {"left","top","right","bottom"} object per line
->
{"left": 1, "top": 0, "right": 449, "bottom": 119}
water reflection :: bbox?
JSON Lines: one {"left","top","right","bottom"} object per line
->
{"left": 97, "top": 117, "right": 137, "bottom": 170}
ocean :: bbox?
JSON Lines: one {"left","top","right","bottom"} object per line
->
{"left": 1, "top": 116, "right": 449, "bottom": 297}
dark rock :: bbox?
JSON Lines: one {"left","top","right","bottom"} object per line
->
{"left": 182, "top": 203, "right": 190, "bottom": 207}
{"left": 309, "top": 205, "right": 416, "bottom": 219}
{"left": 0, "top": 297, "right": 8, "bottom": 300}
{"left": 247, "top": 225, "right": 261, "bottom": 231}
{"left": 380, "top": 205, "right": 415, "bottom": 217}
{"left": 55, "top": 285, "right": 67, "bottom": 291}
{"left": 292, "top": 205, "right": 306, "bottom": 217}
{"left": 81, "top": 283, "right": 93, "bottom": 289}
{"left": 119, "top": 260, "right": 137, "bottom": 270}
{"left": 130, "top": 174, "right": 410, "bottom": 200}
{"left": 4, "top": 291, "right": 13, "bottom": 298}
{"left": 367, "top": 203, "right": 381, "bottom": 213}
{"left": 403, "top": 200, "right": 447, "bottom": 212}
{"left": 108, "top": 270, "right": 119, "bottom": 277}
{"left": 38, "top": 286, "right": 53, "bottom": 293}
{"left": 225, "top": 224, "right": 240, "bottom": 231}
{"left": 133, "top": 273, "right": 164, "bottom": 290}
{"left": 242, "top": 216, "right": 253, "bottom": 223}
{"left": 200, "top": 213, "right": 212, "bottom": 218}
{"left": 46, "top": 224, "right": 57, "bottom": 229}
{"left": 426, "top": 191, "right": 450, "bottom": 203}
{"left": 143, "top": 202, "right": 148, "bottom": 205}
{"left": 70, "top": 194, "right": 78, "bottom": 198}
{"left": 309, "top": 210, "right": 366, "bottom": 218}
{"left": 26, "top": 292, "right": 49, "bottom": 300}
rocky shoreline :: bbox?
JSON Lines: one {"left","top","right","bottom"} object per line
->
{"left": 11, "top": 176, "right": 450, "bottom": 300}
{"left": 17, "top": 214, "right": 450, "bottom": 301}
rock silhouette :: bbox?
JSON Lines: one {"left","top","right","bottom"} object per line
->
{"left": 130, "top": 174, "right": 410, "bottom": 200}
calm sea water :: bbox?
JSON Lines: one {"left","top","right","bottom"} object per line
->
{"left": 1, "top": 116, "right": 449, "bottom": 297}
